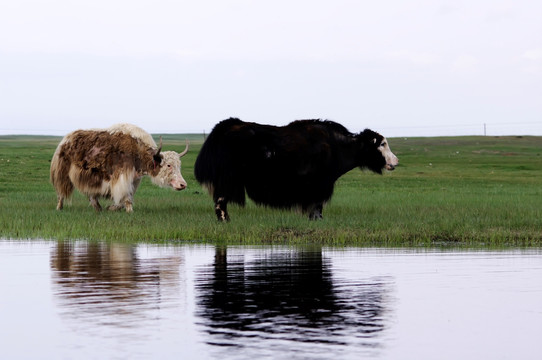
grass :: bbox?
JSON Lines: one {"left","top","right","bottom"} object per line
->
{"left": 0, "top": 134, "right": 541, "bottom": 247}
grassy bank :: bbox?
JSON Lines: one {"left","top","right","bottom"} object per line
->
{"left": 0, "top": 134, "right": 541, "bottom": 247}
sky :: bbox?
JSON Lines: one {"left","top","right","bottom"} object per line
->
{"left": 1, "top": 0, "right": 541, "bottom": 137}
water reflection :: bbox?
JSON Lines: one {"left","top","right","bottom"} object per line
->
{"left": 2, "top": 241, "right": 541, "bottom": 360}
{"left": 49, "top": 242, "right": 393, "bottom": 357}
{"left": 196, "top": 247, "right": 392, "bottom": 354}
{"left": 51, "top": 241, "right": 182, "bottom": 330}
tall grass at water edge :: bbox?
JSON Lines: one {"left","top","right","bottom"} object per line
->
{"left": 0, "top": 134, "right": 541, "bottom": 247}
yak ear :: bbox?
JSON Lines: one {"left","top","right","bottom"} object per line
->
{"left": 153, "top": 136, "right": 163, "bottom": 165}
{"left": 360, "top": 129, "right": 381, "bottom": 146}
{"left": 153, "top": 153, "right": 162, "bottom": 165}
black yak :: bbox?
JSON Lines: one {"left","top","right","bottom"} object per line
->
{"left": 194, "top": 118, "right": 398, "bottom": 221}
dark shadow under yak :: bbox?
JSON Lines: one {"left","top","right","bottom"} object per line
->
{"left": 194, "top": 118, "right": 399, "bottom": 221}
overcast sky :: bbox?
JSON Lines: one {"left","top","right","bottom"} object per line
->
{"left": 1, "top": 0, "right": 541, "bottom": 137}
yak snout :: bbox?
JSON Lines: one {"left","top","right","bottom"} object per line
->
{"left": 172, "top": 178, "right": 187, "bottom": 191}
{"left": 385, "top": 163, "right": 397, "bottom": 171}
{"left": 385, "top": 154, "right": 398, "bottom": 171}
{"left": 385, "top": 155, "right": 399, "bottom": 171}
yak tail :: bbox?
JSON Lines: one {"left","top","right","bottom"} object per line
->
{"left": 194, "top": 118, "right": 246, "bottom": 206}
{"left": 50, "top": 146, "right": 74, "bottom": 200}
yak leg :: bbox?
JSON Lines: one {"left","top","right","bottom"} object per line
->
{"left": 132, "top": 177, "right": 142, "bottom": 193}
{"left": 56, "top": 195, "right": 64, "bottom": 210}
{"left": 108, "top": 177, "right": 136, "bottom": 212}
{"left": 89, "top": 196, "right": 103, "bottom": 212}
{"left": 124, "top": 196, "right": 134, "bottom": 213}
{"left": 123, "top": 178, "right": 140, "bottom": 213}
{"left": 215, "top": 197, "right": 230, "bottom": 222}
{"left": 107, "top": 191, "right": 128, "bottom": 212}
{"left": 307, "top": 203, "right": 323, "bottom": 220}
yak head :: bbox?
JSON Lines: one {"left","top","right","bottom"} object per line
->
{"left": 358, "top": 129, "right": 399, "bottom": 174}
{"left": 150, "top": 139, "right": 189, "bottom": 191}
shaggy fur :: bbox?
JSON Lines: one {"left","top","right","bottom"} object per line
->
{"left": 107, "top": 123, "right": 157, "bottom": 149}
{"left": 51, "top": 124, "right": 188, "bottom": 212}
{"left": 194, "top": 117, "right": 398, "bottom": 221}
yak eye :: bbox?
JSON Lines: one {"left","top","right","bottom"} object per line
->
{"left": 380, "top": 142, "right": 386, "bottom": 147}
{"left": 167, "top": 164, "right": 171, "bottom": 168}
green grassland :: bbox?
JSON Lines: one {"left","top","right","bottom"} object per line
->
{"left": 0, "top": 134, "right": 541, "bottom": 247}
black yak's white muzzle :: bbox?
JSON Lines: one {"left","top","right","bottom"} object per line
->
{"left": 379, "top": 137, "right": 399, "bottom": 171}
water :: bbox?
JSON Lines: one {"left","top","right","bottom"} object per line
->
{"left": 1, "top": 241, "right": 541, "bottom": 360}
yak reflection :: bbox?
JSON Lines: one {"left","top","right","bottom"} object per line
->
{"left": 51, "top": 241, "right": 182, "bottom": 328}
{"left": 196, "top": 247, "right": 391, "bottom": 348}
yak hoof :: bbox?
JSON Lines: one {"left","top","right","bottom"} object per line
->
{"left": 308, "top": 213, "right": 323, "bottom": 220}
{"left": 307, "top": 204, "right": 324, "bottom": 220}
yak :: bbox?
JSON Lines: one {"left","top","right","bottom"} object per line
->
{"left": 194, "top": 117, "right": 398, "bottom": 221}
{"left": 50, "top": 123, "right": 189, "bottom": 212}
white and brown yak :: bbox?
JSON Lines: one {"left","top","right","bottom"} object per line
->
{"left": 50, "top": 123, "right": 189, "bottom": 212}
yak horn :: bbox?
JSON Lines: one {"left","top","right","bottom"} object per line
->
{"left": 179, "top": 139, "right": 189, "bottom": 157}
{"left": 156, "top": 136, "right": 163, "bottom": 156}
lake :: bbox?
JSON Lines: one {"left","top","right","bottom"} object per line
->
{"left": 0, "top": 240, "right": 541, "bottom": 359}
